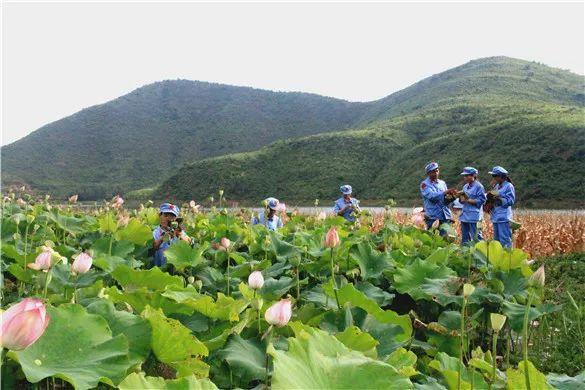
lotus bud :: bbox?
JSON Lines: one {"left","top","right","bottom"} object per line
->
{"left": 324, "top": 226, "right": 340, "bottom": 248}
{"left": 314, "top": 199, "right": 319, "bottom": 207}
{"left": 463, "top": 283, "right": 475, "bottom": 299}
{"left": 68, "top": 194, "right": 78, "bottom": 204}
{"left": 146, "top": 200, "right": 154, "bottom": 207}
{"left": 189, "top": 200, "right": 197, "bottom": 209}
{"left": 264, "top": 298, "right": 292, "bottom": 327}
{"left": 187, "top": 276, "right": 195, "bottom": 284}
{"left": 71, "top": 252, "right": 93, "bottom": 275}
{"left": 209, "top": 196, "right": 214, "bottom": 203}
{"left": 490, "top": 313, "right": 507, "bottom": 332}
{"left": 0, "top": 298, "right": 50, "bottom": 350}
{"left": 219, "top": 189, "right": 224, "bottom": 197}
{"left": 27, "top": 250, "right": 53, "bottom": 271}
{"left": 248, "top": 271, "right": 264, "bottom": 290}
{"left": 529, "top": 265, "right": 545, "bottom": 288}
{"left": 220, "top": 237, "right": 231, "bottom": 251}
{"left": 194, "top": 280, "right": 203, "bottom": 291}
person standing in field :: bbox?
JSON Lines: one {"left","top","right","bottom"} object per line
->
{"left": 252, "top": 197, "right": 285, "bottom": 231}
{"left": 420, "top": 162, "right": 456, "bottom": 236}
{"left": 152, "top": 203, "right": 192, "bottom": 267}
{"left": 333, "top": 185, "right": 360, "bottom": 222}
{"left": 458, "top": 166, "right": 487, "bottom": 245}
{"left": 487, "top": 166, "right": 516, "bottom": 248}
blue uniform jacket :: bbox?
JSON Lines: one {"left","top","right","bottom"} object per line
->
{"left": 420, "top": 177, "right": 452, "bottom": 221}
{"left": 460, "top": 181, "right": 487, "bottom": 223}
{"left": 252, "top": 212, "right": 283, "bottom": 231}
{"left": 333, "top": 197, "right": 359, "bottom": 222}
{"left": 491, "top": 181, "right": 515, "bottom": 223}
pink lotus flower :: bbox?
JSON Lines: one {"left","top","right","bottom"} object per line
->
{"left": 324, "top": 226, "right": 340, "bottom": 248}
{"left": 265, "top": 298, "right": 292, "bottom": 327}
{"left": 248, "top": 271, "right": 264, "bottom": 290}
{"left": 68, "top": 194, "right": 78, "bottom": 204}
{"left": 411, "top": 207, "right": 425, "bottom": 228}
{"left": 27, "top": 250, "right": 53, "bottom": 271}
{"left": 71, "top": 252, "right": 93, "bottom": 275}
{"left": 219, "top": 237, "right": 231, "bottom": 251}
{"left": 0, "top": 298, "right": 50, "bottom": 350}
{"left": 112, "top": 195, "right": 124, "bottom": 208}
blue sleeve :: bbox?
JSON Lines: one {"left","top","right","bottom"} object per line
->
{"left": 421, "top": 184, "right": 444, "bottom": 203}
{"left": 333, "top": 201, "right": 342, "bottom": 213}
{"left": 500, "top": 184, "right": 516, "bottom": 207}
{"left": 251, "top": 216, "right": 258, "bottom": 225}
{"left": 277, "top": 218, "right": 284, "bottom": 228}
{"left": 474, "top": 185, "right": 487, "bottom": 207}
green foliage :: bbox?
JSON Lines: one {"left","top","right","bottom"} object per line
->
{"left": 1, "top": 198, "right": 581, "bottom": 389}
{"left": 118, "top": 373, "right": 218, "bottom": 390}
{"left": 269, "top": 326, "right": 413, "bottom": 389}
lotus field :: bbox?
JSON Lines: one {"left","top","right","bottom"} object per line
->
{"left": 1, "top": 195, "right": 584, "bottom": 389}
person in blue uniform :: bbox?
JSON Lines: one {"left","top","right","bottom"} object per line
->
{"left": 333, "top": 185, "right": 360, "bottom": 222}
{"left": 458, "top": 167, "right": 487, "bottom": 245}
{"left": 420, "top": 162, "right": 456, "bottom": 236}
{"left": 152, "top": 203, "right": 192, "bottom": 267}
{"left": 252, "top": 197, "right": 284, "bottom": 231}
{"left": 487, "top": 166, "right": 516, "bottom": 248}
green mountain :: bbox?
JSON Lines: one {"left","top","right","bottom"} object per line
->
{"left": 155, "top": 57, "right": 585, "bottom": 207}
{"left": 3, "top": 56, "right": 584, "bottom": 206}
{"left": 1, "top": 81, "right": 368, "bottom": 198}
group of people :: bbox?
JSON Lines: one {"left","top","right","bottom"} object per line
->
{"left": 419, "top": 162, "right": 515, "bottom": 247}
{"left": 151, "top": 161, "right": 516, "bottom": 265}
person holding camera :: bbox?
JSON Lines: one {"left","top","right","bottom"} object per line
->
{"left": 152, "top": 203, "right": 192, "bottom": 267}
{"left": 333, "top": 185, "right": 361, "bottom": 222}
{"left": 420, "top": 162, "right": 457, "bottom": 236}
{"left": 252, "top": 197, "right": 285, "bottom": 231}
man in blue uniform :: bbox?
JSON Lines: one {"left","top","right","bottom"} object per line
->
{"left": 420, "top": 162, "right": 455, "bottom": 236}
{"left": 252, "top": 197, "right": 284, "bottom": 231}
{"left": 333, "top": 185, "right": 360, "bottom": 222}
{"left": 458, "top": 166, "right": 487, "bottom": 245}
{"left": 488, "top": 166, "right": 516, "bottom": 248}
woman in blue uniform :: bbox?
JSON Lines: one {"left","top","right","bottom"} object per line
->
{"left": 487, "top": 166, "right": 516, "bottom": 248}
{"left": 252, "top": 197, "right": 284, "bottom": 231}
{"left": 420, "top": 162, "right": 456, "bottom": 236}
{"left": 458, "top": 167, "right": 487, "bottom": 245}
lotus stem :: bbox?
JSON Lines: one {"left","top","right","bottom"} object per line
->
{"left": 43, "top": 268, "right": 53, "bottom": 299}
{"left": 330, "top": 248, "right": 340, "bottom": 309}
{"left": 226, "top": 251, "right": 231, "bottom": 296}
{"left": 458, "top": 298, "right": 467, "bottom": 390}
{"left": 491, "top": 330, "right": 499, "bottom": 389}
{"left": 523, "top": 292, "right": 534, "bottom": 390}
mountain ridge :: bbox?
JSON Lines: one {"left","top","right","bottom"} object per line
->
{"left": 2, "top": 56, "right": 584, "bottom": 204}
